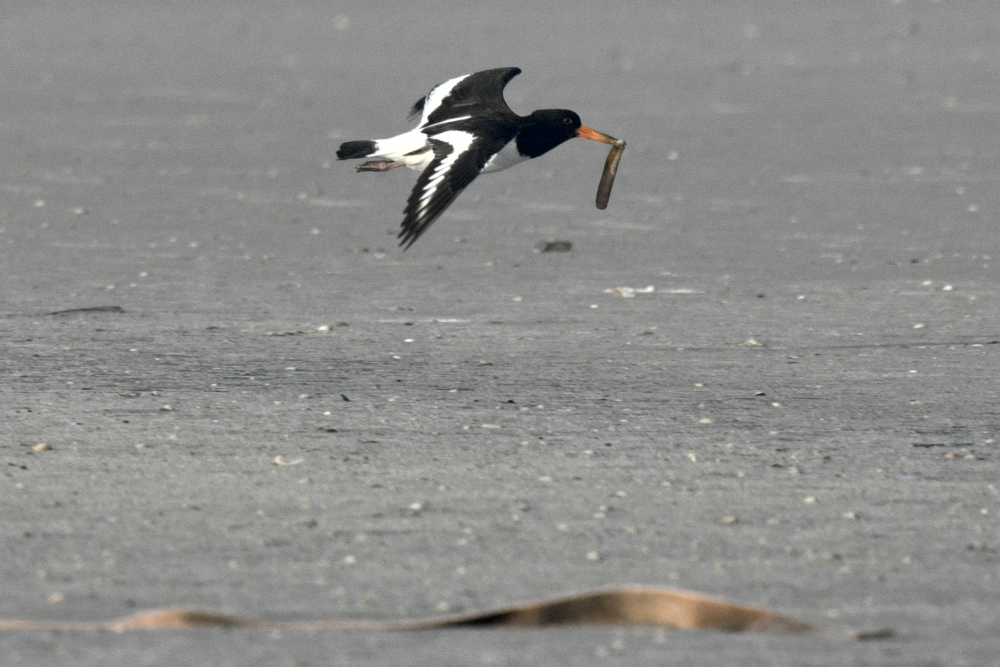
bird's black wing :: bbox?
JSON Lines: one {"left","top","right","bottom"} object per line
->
{"left": 397, "top": 125, "right": 515, "bottom": 249}
{"left": 407, "top": 96, "right": 426, "bottom": 122}
{"left": 407, "top": 68, "right": 521, "bottom": 127}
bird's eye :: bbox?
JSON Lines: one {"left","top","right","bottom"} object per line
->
{"left": 563, "top": 117, "right": 573, "bottom": 125}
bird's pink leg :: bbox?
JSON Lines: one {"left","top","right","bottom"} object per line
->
{"left": 356, "top": 160, "right": 405, "bottom": 172}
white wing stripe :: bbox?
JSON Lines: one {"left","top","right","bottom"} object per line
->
{"left": 420, "top": 115, "right": 472, "bottom": 131}
{"left": 419, "top": 74, "right": 470, "bottom": 125}
{"left": 416, "top": 130, "right": 476, "bottom": 214}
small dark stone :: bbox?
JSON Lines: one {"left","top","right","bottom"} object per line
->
{"left": 536, "top": 241, "right": 572, "bottom": 253}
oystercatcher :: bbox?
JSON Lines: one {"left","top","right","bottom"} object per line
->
{"left": 336, "top": 67, "right": 620, "bottom": 248}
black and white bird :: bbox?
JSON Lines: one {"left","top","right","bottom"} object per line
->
{"left": 336, "top": 67, "right": 620, "bottom": 249}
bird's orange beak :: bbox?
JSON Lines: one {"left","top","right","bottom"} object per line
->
{"left": 577, "top": 125, "right": 621, "bottom": 145}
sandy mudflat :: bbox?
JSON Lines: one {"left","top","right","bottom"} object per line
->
{"left": 1, "top": 2, "right": 999, "bottom": 664}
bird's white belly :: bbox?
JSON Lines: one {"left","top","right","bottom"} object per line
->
{"left": 481, "top": 141, "right": 528, "bottom": 173}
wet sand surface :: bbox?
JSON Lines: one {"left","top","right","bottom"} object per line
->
{"left": 1, "top": 3, "right": 999, "bottom": 664}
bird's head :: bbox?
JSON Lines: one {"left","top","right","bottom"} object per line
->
{"left": 519, "top": 109, "right": 620, "bottom": 158}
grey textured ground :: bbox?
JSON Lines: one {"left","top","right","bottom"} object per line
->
{"left": 2, "top": 2, "right": 999, "bottom": 665}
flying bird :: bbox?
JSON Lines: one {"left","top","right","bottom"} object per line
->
{"left": 336, "top": 67, "right": 620, "bottom": 248}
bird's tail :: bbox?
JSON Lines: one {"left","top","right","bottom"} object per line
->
{"left": 336, "top": 140, "right": 378, "bottom": 160}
